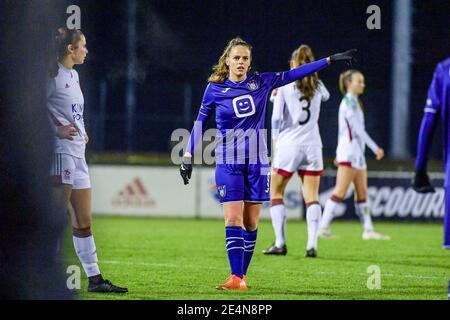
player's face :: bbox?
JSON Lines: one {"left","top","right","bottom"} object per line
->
{"left": 349, "top": 73, "right": 365, "bottom": 95}
{"left": 72, "top": 36, "right": 88, "bottom": 65}
{"left": 226, "top": 45, "right": 251, "bottom": 80}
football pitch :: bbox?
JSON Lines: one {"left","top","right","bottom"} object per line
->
{"left": 64, "top": 216, "right": 450, "bottom": 300}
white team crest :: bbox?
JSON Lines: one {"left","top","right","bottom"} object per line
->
{"left": 218, "top": 185, "right": 227, "bottom": 198}
{"left": 247, "top": 80, "right": 259, "bottom": 91}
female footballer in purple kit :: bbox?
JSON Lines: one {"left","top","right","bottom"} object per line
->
{"left": 47, "top": 27, "right": 127, "bottom": 293}
{"left": 180, "top": 37, "right": 357, "bottom": 290}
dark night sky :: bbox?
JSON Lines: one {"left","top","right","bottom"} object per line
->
{"left": 36, "top": 0, "right": 450, "bottom": 157}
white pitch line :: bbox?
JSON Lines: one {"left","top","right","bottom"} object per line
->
{"left": 315, "top": 271, "right": 446, "bottom": 280}
{"left": 99, "top": 261, "right": 448, "bottom": 280}
{"left": 101, "top": 260, "right": 223, "bottom": 271}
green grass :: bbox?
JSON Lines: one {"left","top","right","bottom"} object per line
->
{"left": 63, "top": 216, "right": 450, "bottom": 300}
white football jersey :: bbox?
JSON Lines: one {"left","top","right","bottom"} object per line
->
{"left": 47, "top": 63, "right": 86, "bottom": 158}
{"left": 337, "top": 93, "right": 378, "bottom": 156}
{"left": 272, "top": 80, "right": 329, "bottom": 148}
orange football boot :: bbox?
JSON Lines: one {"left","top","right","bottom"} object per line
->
{"left": 215, "top": 275, "right": 248, "bottom": 290}
{"left": 243, "top": 275, "right": 251, "bottom": 288}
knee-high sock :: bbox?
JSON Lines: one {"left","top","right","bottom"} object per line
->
{"left": 270, "top": 199, "right": 286, "bottom": 247}
{"left": 306, "top": 202, "right": 321, "bottom": 249}
{"left": 225, "top": 226, "right": 244, "bottom": 278}
{"left": 319, "top": 196, "right": 341, "bottom": 229}
{"left": 243, "top": 229, "right": 257, "bottom": 276}
{"left": 73, "top": 235, "right": 100, "bottom": 277}
{"left": 355, "top": 200, "right": 374, "bottom": 231}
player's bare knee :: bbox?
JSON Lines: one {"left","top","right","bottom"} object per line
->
{"left": 225, "top": 216, "right": 243, "bottom": 226}
{"left": 243, "top": 221, "right": 258, "bottom": 231}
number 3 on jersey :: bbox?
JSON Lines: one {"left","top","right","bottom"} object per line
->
{"left": 298, "top": 96, "right": 311, "bottom": 125}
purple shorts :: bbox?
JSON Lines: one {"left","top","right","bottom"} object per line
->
{"left": 215, "top": 161, "right": 270, "bottom": 203}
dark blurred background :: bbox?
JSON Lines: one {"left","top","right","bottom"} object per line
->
{"left": 30, "top": 0, "right": 450, "bottom": 160}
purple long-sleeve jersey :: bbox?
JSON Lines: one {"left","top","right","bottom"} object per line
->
{"left": 186, "top": 58, "right": 329, "bottom": 164}
{"left": 415, "top": 57, "right": 450, "bottom": 185}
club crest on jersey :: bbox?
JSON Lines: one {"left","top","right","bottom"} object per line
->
{"left": 217, "top": 185, "right": 227, "bottom": 198}
{"left": 247, "top": 80, "right": 258, "bottom": 91}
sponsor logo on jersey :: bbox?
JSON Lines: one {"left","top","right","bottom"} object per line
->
{"left": 221, "top": 88, "right": 231, "bottom": 93}
{"left": 111, "top": 177, "right": 156, "bottom": 207}
{"left": 232, "top": 95, "right": 256, "bottom": 118}
{"left": 72, "top": 103, "right": 84, "bottom": 121}
{"left": 247, "top": 80, "right": 258, "bottom": 91}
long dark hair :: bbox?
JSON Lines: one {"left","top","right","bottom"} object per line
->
{"left": 49, "top": 27, "right": 84, "bottom": 78}
{"left": 291, "top": 45, "right": 318, "bottom": 100}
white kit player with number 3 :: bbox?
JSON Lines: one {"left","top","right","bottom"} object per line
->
{"left": 271, "top": 79, "right": 329, "bottom": 176}
{"left": 263, "top": 45, "right": 329, "bottom": 258}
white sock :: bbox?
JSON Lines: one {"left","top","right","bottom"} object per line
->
{"left": 306, "top": 203, "right": 322, "bottom": 250}
{"left": 270, "top": 203, "right": 286, "bottom": 247}
{"left": 73, "top": 235, "right": 101, "bottom": 277}
{"left": 356, "top": 201, "right": 374, "bottom": 231}
{"left": 319, "top": 198, "right": 339, "bottom": 229}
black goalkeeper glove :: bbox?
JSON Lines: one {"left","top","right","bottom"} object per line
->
{"left": 180, "top": 157, "right": 193, "bottom": 185}
{"left": 412, "top": 169, "right": 435, "bottom": 193}
{"left": 330, "top": 49, "right": 358, "bottom": 67}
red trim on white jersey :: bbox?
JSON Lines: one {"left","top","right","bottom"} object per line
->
{"left": 345, "top": 119, "right": 352, "bottom": 141}
{"left": 49, "top": 112, "right": 63, "bottom": 127}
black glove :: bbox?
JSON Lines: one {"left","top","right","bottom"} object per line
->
{"left": 412, "top": 169, "right": 435, "bottom": 193}
{"left": 180, "top": 157, "right": 192, "bottom": 185}
{"left": 330, "top": 49, "right": 358, "bottom": 67}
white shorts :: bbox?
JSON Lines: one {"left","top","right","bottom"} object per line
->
{"left": 51, "top": 153, "right": 91, "bottom": 189}
{"left": 336, "top": 142, "right": 367, "bottom": 170}
{"left": 272, "top": 145, "right": 323, "bottom": 178}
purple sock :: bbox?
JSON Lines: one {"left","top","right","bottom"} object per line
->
{"left": 225, "top": 226, "right": 244, "bottom": 278}
{"left": 243, "top": 229, "right": 257, "bottom": 276}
